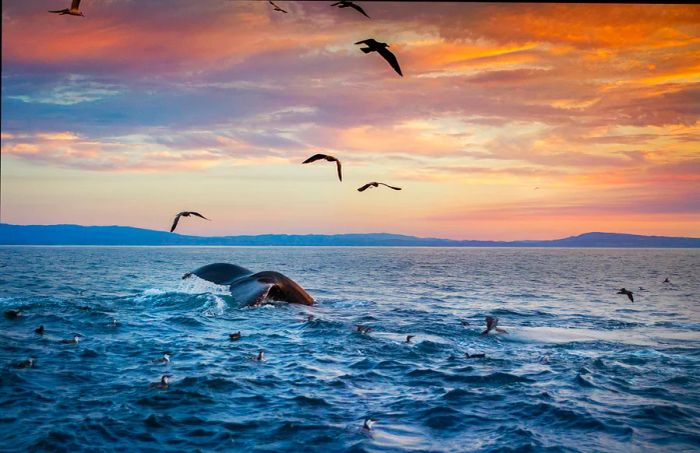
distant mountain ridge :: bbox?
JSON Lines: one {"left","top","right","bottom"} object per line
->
{"left": 0, "top": 223, "right": 698, "bottom": 247}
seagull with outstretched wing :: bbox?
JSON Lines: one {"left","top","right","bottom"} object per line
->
{"left": 170, "top": 211, "right": 210, "bottom": 233}
{"left": 331, "top": 0, "right": 370, "bottom": 18}
{"left": 269, "top": 0, "right": 288, "bottom": 13}
{"left": 302, "top": 154, "right": 342, "bottom": 182}
{"left": 49, "top": 0, "right": 84, "bottom": 16}
{"left": 617, "top": 288, "right": 634, "bottom": 302}
{"left": 357, "top": 182, "right": 402, "bottom": 192}
{"left": 355, "top": 39, "right": 402, "bottom": 76}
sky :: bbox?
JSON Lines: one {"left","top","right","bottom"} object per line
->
{"left": 1, "top": 1, "right": 699, "bottom": 240}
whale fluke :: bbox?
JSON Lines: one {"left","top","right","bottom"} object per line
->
{"left": 183, "top": 263, "right": 314, "bottom": 306}
{"left": 183, "top": 263, "right": 254, "bottom": 285}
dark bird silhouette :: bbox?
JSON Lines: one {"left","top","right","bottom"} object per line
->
{"left": 363, "top": 418, "right": 377, "bottom": 431}
{"left": 269, "top": 0, "right": 288, "bottom": 13}
{"left": 465, "top": 352, "right": 485, "bottom": 359}
{"left": 4, "top": 309, "right": 22, "bottom": 319}
{"left": 357, "top": 182, "right": 402, "bottom": 192}
{"left": 12, "top": 358, "right": 36, "bottom": 369}
{"left": 34, "top": 325, "right": 45, "bottom": 335}
{"left": 481, "top": 316, "right": 507, "bottom": 335}
{"left": 663, "top": 277, "right": 670, "bottom": 283}
{"left": 254, "top": 350, "right": 265, "bottom": 361}
{"left": 302, "top": 154, "right": 342, "bottom": 181}
{"left": 617, "top": 288, "right": 634, "bottom": 302}
{"left": 229, "top": 332, "right": 241, "bottom": 341}
{"left": 405, "top": 335, "right": 415, "bottom": 343}
{"left": 331, "top": 0, "right": 370, "bottom": 18}
{"left": 49, "top": 0, "right": 84, "bottom": 16}
{"left": 355, "top": 39, "right": 402, "bottom": 76}
{"left": 150, "top": 374, "right": 171, "bottom": 389}
{"left": 170, "top": 211, "right": 210, "bottom": 233}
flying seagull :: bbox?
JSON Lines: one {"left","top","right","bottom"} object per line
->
{"left": 331, "top": 1, "right": 370, "bottom": 18}
{"left": 617, "top": 288, "right": 634, "bottom": 302}
{"left": 302, "top": 154, "right": 342, "bottom": 181}
{"left": 357, "top": 182, "right": 402, "bottom": 192}
{"left": 49, "top": 0, "right": 84, "bottom": 16}
{"left": 170, "top": 211, "right": 210, "bottom": 233}
{"left": 269, "top": 0, "right": 288, "bottom": 13}
{"left": 355, "top": 39, "right": 402, "bottom": 76}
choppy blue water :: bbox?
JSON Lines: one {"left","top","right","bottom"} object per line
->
{"left": 1, "top": 247, "right": 699, "bottom": 452}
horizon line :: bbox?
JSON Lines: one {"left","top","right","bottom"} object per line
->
{"left": 2, "top": 222, "right": 698, "bottom": 242}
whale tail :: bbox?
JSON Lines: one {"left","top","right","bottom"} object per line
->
{"left": 183, "top": 263, "right": 254, "bottom": 285}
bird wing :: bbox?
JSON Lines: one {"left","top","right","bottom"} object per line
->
{"left": 354, "top": 39, "right": 377, "bottom": 46}
{"left": 330, "top": 1, "right": 343, "bottom": 5}
{"left": 377, "top": 47, "right": 403, "bottom": 76}
{"left": 170, "top": 214, "right": 181, "bottom": 233}
{"left": 349, "top": 2, "right": 370, "bottom": 18}
{"left": 190, "top": 212, "right": 210, "bottom": 220}
{"left": 71, "top": 0, "right": 81, "bottom": 10}
{"left": 378, "top": 183, "right": 402, "bottom": 190}
{"left": 357, "top": 183, "right": 373, "bottom": 192}
{"left": 335, "top": 159, "right": 343, "bottom": 181}
{"left": 302, "top": 153, "right": 328, "bottom": 164}
{"left": 628, "top": 292, "right": 634, "bottom": 302}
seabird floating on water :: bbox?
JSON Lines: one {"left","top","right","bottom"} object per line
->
{"left": 356, "top": 325, "right": 372, "bottom": 334}
{"left": 302, "top": 154, "right": 343, "bottom": 182}
{"left": 13, "top": 358, "right": 36, "bottom": 369}
{"left": 355, "top": 39, "right": 403, "bottom": 76}
{"left": 363, "top": 418, "right": 377, "bottom": 431}
{"left": 34, "top": 325, "right": 45, "bottom": 335}
{"left": 60, "top": 334, "right": 81, "bottom": 344}
{"left": 229, "top": 332, "right": 241, "bottom": 341}
{"left": 151, "top": 374, "right": 171, "bottom": 389}
{"left": 153, "top": 352, "right": 171, "bottom": 364}
{"left": 4, "top": 309, "right": 22, "bottom": 320}
{"left": 405, "top": 335, "right": 415, "bottom": 343}
{"left": 465, "top": 352, "right": 485, "bottom": 359}
{"left": 254, "top": 350, "right": 265, "bottom": 361}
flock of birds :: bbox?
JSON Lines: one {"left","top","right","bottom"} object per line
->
{"left": 47, "top": 0, "right": 404, "bottom": 233}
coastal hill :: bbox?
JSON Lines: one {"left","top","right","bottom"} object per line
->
{"left": 0, "top": 224, "right": 698, "bottom": 247}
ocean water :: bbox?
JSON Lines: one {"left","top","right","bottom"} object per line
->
{"left": 1, "top": 246, "right": 699, "bottom": 452}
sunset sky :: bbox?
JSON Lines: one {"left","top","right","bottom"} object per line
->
{"left": 1, "top": 1, "right": 699, "bottom": 240}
